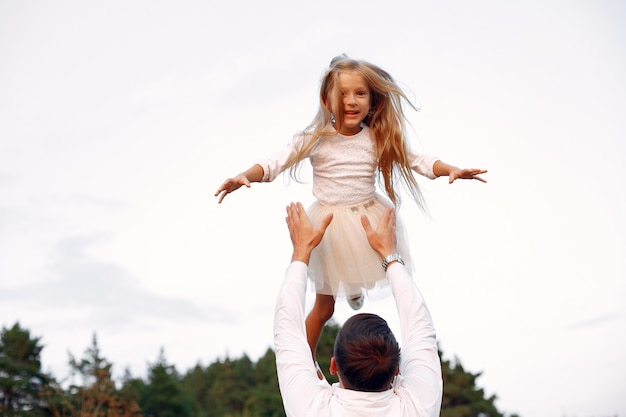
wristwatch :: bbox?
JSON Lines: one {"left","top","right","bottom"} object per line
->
{"left": 381, "top": 253, "right": 405, "bottom": 271}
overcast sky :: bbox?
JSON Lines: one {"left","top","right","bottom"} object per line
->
{"left": 1, "top": 1, "right": 625, "bottom": 416}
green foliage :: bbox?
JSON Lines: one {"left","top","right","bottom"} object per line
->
{"left": 2, "top": 321, "right": 519, "bottom": 417}
{"left": 178, "top": 349, "right": 284, "bottom": 417}
{"left": 0, "top": 322, "right": 50, "bottom": 417}
{"left": 440, "top": 350, "right": 515, "bottom": 417}
{"left": 241, "top": 349, "right": 283, "bottom": 417}
{"left": 136, "top": 349, "right": 193, "bottom": 417}
{"left": 44, "top": 334, "right": 142, "bottom": 417}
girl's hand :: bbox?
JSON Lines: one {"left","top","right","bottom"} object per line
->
{"left": 448, "top": 168, "right": 488, "bottom": 184}
{"left": 215, "top": 164, "right": 265, "bottom": 204}
{"left": 214, "top": 175, "right": 251, "bottom": 203}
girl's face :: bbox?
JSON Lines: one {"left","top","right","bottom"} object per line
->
{"left": 333, "top": 70, "right": 371, "bottom": 136}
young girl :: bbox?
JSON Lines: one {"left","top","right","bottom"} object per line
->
{"left": 215, "top": 55, "right": 486, "bottom": 364}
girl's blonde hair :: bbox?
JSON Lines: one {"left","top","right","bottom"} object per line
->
{"left": 287, "top": 55, "right": 426, "bottom": 210}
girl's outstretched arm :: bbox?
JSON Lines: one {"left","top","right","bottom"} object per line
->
{"left": 214, "top": 164, "right": 265, "bottom": 203}
{"left": 433, "top": 160, "right": 488, "bottom": 184}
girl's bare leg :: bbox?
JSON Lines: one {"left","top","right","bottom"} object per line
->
{"left": 305, "top": 293, "right": 335, "bottom": 360}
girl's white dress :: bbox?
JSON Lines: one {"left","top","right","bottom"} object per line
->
{"left": 257, "top": 126, "right": 438, "bottom": 300}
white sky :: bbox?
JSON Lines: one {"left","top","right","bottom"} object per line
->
{"left": 1, "top": 1, "right": 625, "bottom": 416}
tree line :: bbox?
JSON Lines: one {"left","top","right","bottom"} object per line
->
{"left": 0, "top": 322, "right": 518, "bottom": 417}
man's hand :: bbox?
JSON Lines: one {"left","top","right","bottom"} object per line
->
{"left": 360, "top": 207, "right": 397, "bottom": 259}
{"left": 286, "top": 202, "right": 333, "bottom": 264}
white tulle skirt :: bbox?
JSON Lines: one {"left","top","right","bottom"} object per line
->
{"left": 307, "top": 194, "right": 414, "bottom": 301}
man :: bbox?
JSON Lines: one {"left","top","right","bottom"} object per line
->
{"left": 274, "top": 202, "right": 442, "bottom": 416}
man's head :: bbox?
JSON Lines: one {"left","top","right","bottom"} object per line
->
{"left": 331, "top": 313, "right": 400, "bottom": 392}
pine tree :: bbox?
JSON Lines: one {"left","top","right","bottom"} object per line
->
{"left": 0, "top": 322, "right": 50, "bottom": 417}
{"left": 139, "top": 349, "right": 193, "bottom": 417}
{"left": 44, "top": 334, "right": 142, "bottom": 417}
{"left": 242, "top": 349, "right": 284, "bottom": 417}
{"left": 178, "top": 364, "right": 211, "bottom": 417}
{"left": 205, "top": 356, "right": 253, "bottom": 417}
{"left": 440, "top": 350, "right": 517, "bottom": 417}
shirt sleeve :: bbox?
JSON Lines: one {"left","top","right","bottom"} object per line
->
{"left": 408, "top": 149, "right": 439, "bottom": 180}
{"left": 388, "top": 263, "right": 443, "bottom": 417}
{"left": 273, "top": 261, "right": 331, "bottom": 416}
{"left": 256, "top": 135, "right": 309, "bottom": 182}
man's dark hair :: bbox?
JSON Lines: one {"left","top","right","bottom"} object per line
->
{"left": 333, "top": 313, "right": 401, "bottom": 391}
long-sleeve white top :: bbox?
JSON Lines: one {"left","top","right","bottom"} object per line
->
{"left": 257, "top": 127, "right": 438, "bottom": 206}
